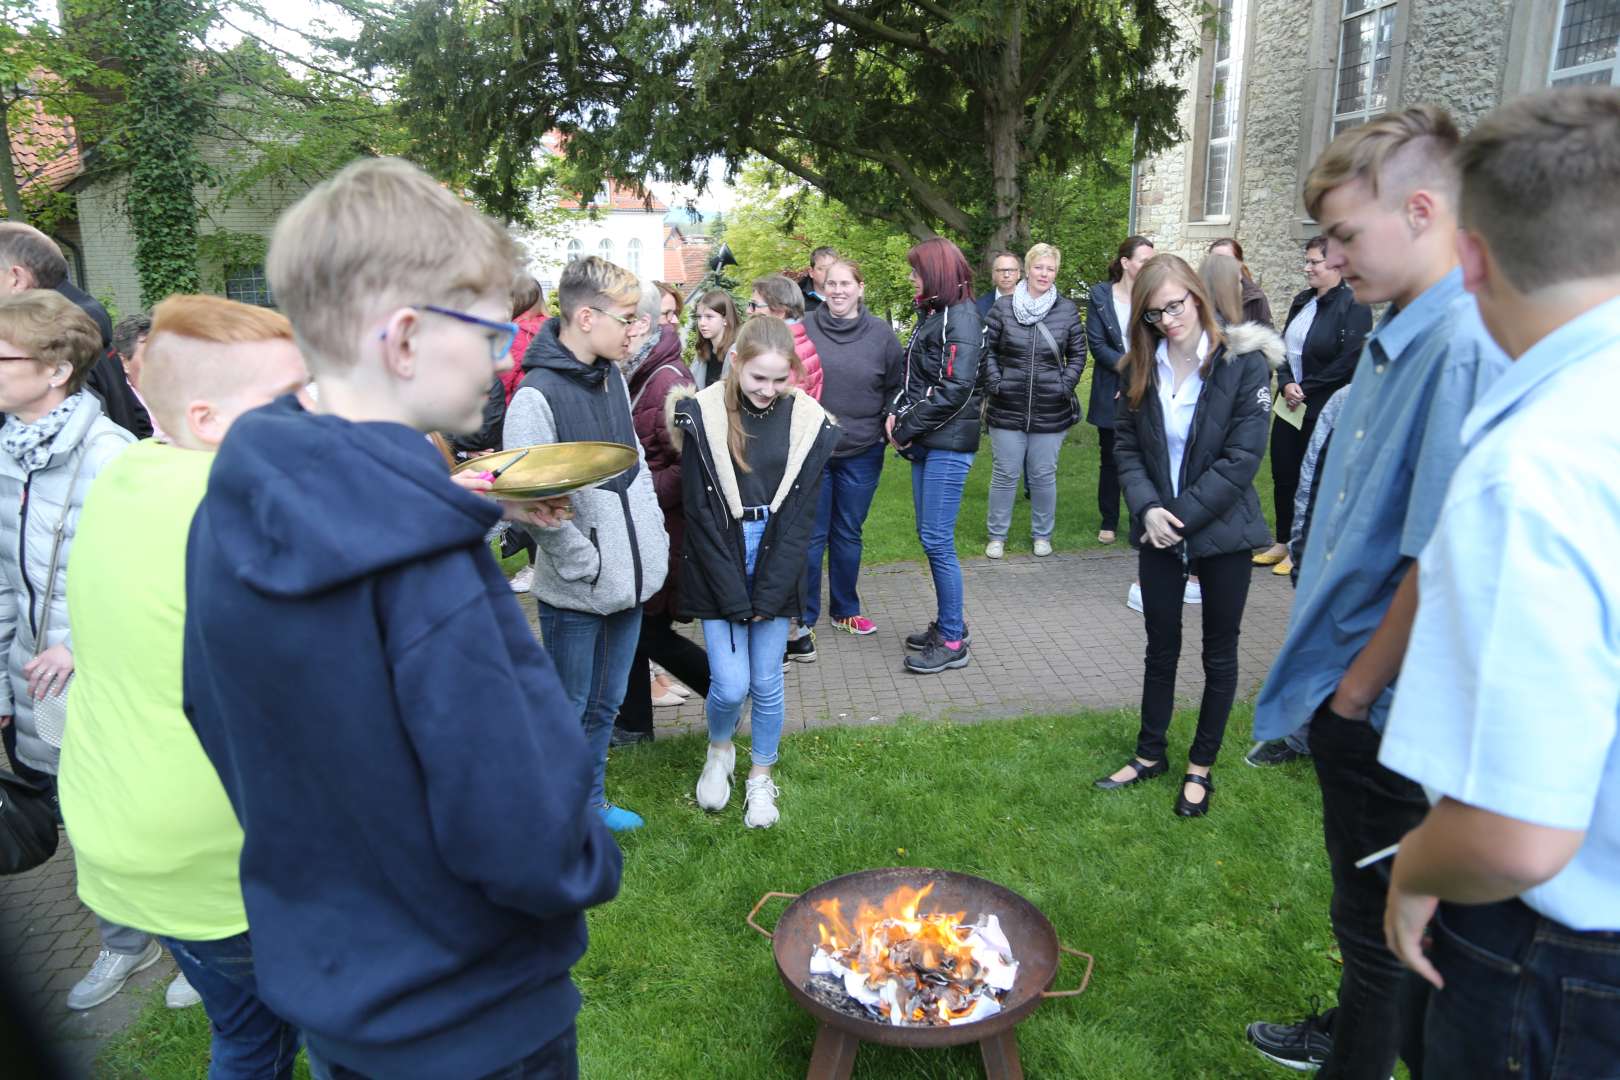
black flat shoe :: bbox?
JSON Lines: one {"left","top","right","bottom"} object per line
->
{"left": 1174, "top": 773, "right": 1214, "bottom": 817}
{"left": 1094, "top": 758, "right": 1168, "bottom": 791}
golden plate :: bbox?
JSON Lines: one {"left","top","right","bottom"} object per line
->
{"left": 454, "top": 441, "right": 638, "bottom": 501}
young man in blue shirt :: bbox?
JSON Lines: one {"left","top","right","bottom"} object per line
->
{"left": 182, "top": 157, "right": 622, "bottom": 1080}
{"left": 1244, "top": 107, "right": 1510, "bottom": 1077}
{"left": 1380, "top": 86, "right": 1620, "bottom": 1078}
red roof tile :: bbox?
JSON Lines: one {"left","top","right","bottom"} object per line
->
{"left": 9, "top": 93, "right": 81, "bottom": 197}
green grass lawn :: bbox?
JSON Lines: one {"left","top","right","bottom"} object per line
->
{"left": 100, "top": 704, "right": 1343, "bottom": 1080}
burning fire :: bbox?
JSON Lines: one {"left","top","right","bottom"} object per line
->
{"left": 808, "top": 883, "right": 1018, "bottom": 1027}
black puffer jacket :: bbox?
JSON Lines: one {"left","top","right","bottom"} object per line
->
{"left": 1115, "top": 323, "right": 1284, "bottom": 558}
{"left": 982, "top": 293, "right": 1086, "bottom": 433}
{"left": 673, "top": 384, "right": 840, "bottom": 622}
{"left": 889, "top": 301, "right": 983, "bottom": 455}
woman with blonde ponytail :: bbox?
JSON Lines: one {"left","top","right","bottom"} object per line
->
{"left": 670, "top": 316, "right": 840, "bottom": 829}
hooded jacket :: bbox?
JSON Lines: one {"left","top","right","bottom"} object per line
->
{"left": 1283, "top": 281, "right": 1374, "bottom": 414}
{"left": 625, "top": 329, "right": 695, "bottom": 617}
{"left": 504, "top": 319, "right": 668, "bottom": 616}
{"left": 0, "top": 392, "right": 133, "bottom": 772}
{"left": 181, "top": 396, "right": 622, "bottom": 1080}
{"left": 890, "top": 300, "right": 984, "bottom": 455}
{"left": 1114, "top": 322, "right": 1284, "bottom": 558}
{"left": 802, "top": 304, "right": 904, "bottom": 456}
{"left": 789, "top": 322, "right": 825, "bottom": 400}
{"left": 982, "top": 292, "right": 1087, "bottom": 433}
{"left": 1084, "top": 280, "right": 1129, "bottom": 430}
{"left": 672, "top": 384, "right": 839, "bottom": 622}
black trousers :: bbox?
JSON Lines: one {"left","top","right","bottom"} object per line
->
{"left": 616, "top": 611, "right": 712, "bottom": 735}
{"left": 1308, "top": 705, "right": 1430, "bottom": 1079}
{"left": 1268, "top": 408, "right": 1318, "bottom": 545}
{"left": 1096, "top": 426, "right": 1122, "bottom": 532}
{"left": 1134, "top": 547, "right": 1252, "bottom": 767}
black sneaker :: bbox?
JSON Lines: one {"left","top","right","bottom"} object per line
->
{"left": 1246, "top": 1004, "right": 1335, "bottom": 1071}
{"left": 609, "top": 726, "right": 653, "bottom": 748}
{"left": 1245, "top": 739, "right": 1307, "bottom": 768}
{"left": 904, "top": 640, "right": 970, "bottom": 674}
{"left": 903, "top": 621, "right": 972, "bottom": 651}
{"left": 783, "top": 631, "right": 817, "bottom": 667}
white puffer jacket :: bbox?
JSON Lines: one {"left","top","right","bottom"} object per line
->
{"left": 0, "top": 392, "right": 133, "bottom": 773}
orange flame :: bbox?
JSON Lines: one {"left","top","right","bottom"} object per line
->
{"left": 812, "top": 883, "right": 980, "bottom": 994}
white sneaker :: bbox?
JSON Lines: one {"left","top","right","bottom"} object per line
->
{"left": 66, "top": 939, "right": 163, "bottom": 1011}
{"left": 744, "top": 774, "right": 781, "bottom": 829}
{"left": 1184, "top": 580, "right": 1203, "bottom": 605}
{"left": 695, "top": 743, "right": 735, "bottom": 811}
{"left": 165, "top": 971, "right": 202, "bottom": 1009}
{"left": 1032, "top": 538, "right": 1053, "bottom": 557}
{"left": 508, "top": 565, "right": 535, "bottom": 593}
{"left": 1126, "top": 582, "right": 1144, "bottom": 614}
{"left": 985, "top": 540, "right": 1005, "bottom": 559}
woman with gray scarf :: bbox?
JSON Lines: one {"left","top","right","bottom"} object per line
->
{"left": 981, "top": 243, "right": 1087, "bottom": 557}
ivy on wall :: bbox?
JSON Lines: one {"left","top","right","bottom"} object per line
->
{"left": 122, "top": 0, "right": 210, "bottom": 307}
{"left": 196, "top": 230, "right": 268, "bottom": 292}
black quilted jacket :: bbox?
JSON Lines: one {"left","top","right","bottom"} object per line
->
{"left": 981, "top": 293, "right": 1087, "bottom": 434}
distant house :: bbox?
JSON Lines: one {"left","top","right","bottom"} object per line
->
{"left": 7, "top": 94, "right": 89, "bottom": 287}
{"left": 662, "top": 225, "right": 714, "bottom": 294}
{"left": 523, "top": 132, "right": 668, "bottom": 295}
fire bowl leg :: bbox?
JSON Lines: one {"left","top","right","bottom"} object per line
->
{"left": 805, "top": 1022, "right": 861, "bottom": 1080}
{"left": 978, "top": 1029, "right": 1024, "bottom": 1080}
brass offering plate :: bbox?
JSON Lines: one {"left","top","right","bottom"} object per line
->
{"left": 454, "top": 441, "right": 637, "bottom": 501}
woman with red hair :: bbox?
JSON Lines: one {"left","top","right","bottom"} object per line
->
{"left": 886, "top": 237, "right": 983, "bottom": 675}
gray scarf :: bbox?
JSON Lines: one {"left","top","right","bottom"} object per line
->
{"left": 1011, "top": 280, "right": 1058, "bottom": 326}
{"left": 623, "top": 327, "right": 663, "bottom": 384}
{"left": 1, "top": 393, "right": 80, "bottom": 472}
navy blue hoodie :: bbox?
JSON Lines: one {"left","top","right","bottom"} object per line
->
{"left": 182, "top": 396, "right": 622, "bottom": 1079}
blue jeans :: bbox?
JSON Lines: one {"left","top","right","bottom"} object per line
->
{"left": 909, "top": 447, "right": 974, "bottom": 641}
{"left": 1422, "top": 898, "right": 1620, "bottom": 1080}
{"left": 308, "top": 1024, "right": 578, "bottom": 1080}
{"left": 536, "top": 602, "right": 643, "bottom": 809}
{"left": 803, "top": 442, "right": 885, "bottom": 627}
{"left": 159, "top": 932, "right": 300, "bottom": 1080}
{"left": 701, "top": 516, "right": 790, "bottom": 767}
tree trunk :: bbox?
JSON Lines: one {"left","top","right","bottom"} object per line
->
{"left": 0, "top": 105, "right": 27, "bottom": 221}
{"left": 982, "top": 1, "right": 1027, "bottom": 265}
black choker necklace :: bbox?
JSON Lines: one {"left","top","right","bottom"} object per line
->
{"left": 742, "top": 394, "right": 780, "bottom": 417}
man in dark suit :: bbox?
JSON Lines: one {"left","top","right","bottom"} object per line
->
{"left": 976, "top": 250, "right": 1022, "bottom": 317}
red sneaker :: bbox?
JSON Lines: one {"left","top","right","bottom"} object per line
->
{"left": 832, "top": 615, "right": 878, "bottom": 636}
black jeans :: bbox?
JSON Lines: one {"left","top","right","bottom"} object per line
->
{"left": 1269, "top": 409, "right": 1315, "bottom": 545}
{"left": 1097, "top": 427, "right": 1122, "bottom": 532}
{"left": 1308, "top": 706, "right": 1430, "bottom": 1080}
{"left": 616, "top": 611, "right": 711, "bottom": 736}
{"left": 1134, "top": 547, "right": 1251, "bottom": 768}
{"left": 1423, "top": 898, "right": 1620, "bottom": 1079}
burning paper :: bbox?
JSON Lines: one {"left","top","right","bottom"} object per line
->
{"left": 807, "top": 883, "right": 1019, "bottom": 1027}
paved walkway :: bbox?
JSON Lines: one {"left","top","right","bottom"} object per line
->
{"left": 0, "top": 547, "right": 1292, "bottom": 1074}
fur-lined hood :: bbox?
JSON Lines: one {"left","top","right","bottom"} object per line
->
{"left": 669, "top": 382, "right": 836, "bottom": 520}
{"left": 1222, "top": 321, "right": 1287, "bottom": 372}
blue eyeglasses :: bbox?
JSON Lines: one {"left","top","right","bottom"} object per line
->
{"left": 378, "top": 305, "right": 520, "bottom": 361}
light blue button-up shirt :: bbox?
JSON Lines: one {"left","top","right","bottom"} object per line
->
{"left": 1253, "top": 269, "right": 1509, "bottom": 740}
{"left": 1379, "top": 296, "right": 1620, "bottom": 931}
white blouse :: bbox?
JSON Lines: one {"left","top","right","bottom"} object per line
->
{"left": 1111, "top": 289, "right": 1132, "bottom": 342}
{"left": 1282, "top": 295, "right": 1318, "bottom": 386}
{"left": 1155, "top": 333, "right": 1209, "bottom": 497}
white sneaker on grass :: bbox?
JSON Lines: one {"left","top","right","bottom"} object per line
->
{"left": 166, "top": 971, "right": 202, "bottom": 1009}
{"left": 508, "top": 565, "right": 535, "bottom": 593}
{"left": 696, "top": 743, "right": 735, "bottom": 811}
{"left": 66, "top": 939, "right": 163, "bottom": 1011}
{"left": 1033, "top": 538, "right": 1053, "bottom": 557}
{"left": 985, "top": 539, "right": 1005, "bottom": 559}
{"left": 744, "top": 775, "right": 781, "bottom": 829}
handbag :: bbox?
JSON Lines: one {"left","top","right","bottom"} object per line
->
{"left": 0, "top": 769, "right": 60, "bottom": 874}
{"left": 30, "top": 445, "right": 91, "bottom": 750}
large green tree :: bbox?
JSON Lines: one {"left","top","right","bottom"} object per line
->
{"left": 351, "top": 0, "right": 1187, "bottom": 259}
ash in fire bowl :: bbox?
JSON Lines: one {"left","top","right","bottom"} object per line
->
{"left": 807, "top": 883, "right": 1018, "bottom": 1028}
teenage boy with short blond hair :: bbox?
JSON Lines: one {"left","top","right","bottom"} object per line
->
{"left": 504, "top": 255, "right": 667, "bottom": 833}
{"left": 60, "top": 296, "right": 307, "bottom": 1075}
{"left": 182, "top": 157, "right": 622, "bottom": 1080}
{"left": 1380, "top": 85, "right": 1620, "bottom": 1077}
{"left": 1243, "top": 107, "right": 1510, "bottom": 1077}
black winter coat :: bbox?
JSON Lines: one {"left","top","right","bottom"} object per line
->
{"left": 982, "top": 293, "right": 1086, "bottom": 433}
{"left": 889, "top": 301, "right": 983, "bottom": 455}
{"left": 1115, "top": 323, "right": 1283, "bottom": 559}
{"left": 1084, "top": 280, "right": 1129, "bottom": 429}
{"left": 1282, "top": 282, "right": 1374, "bottom": 417}
{"left": 673, "top": 385, "right": 840, "bottom": 622}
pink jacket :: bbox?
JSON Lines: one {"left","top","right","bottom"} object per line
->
{"left": 790, "top": 321, "right": 824, "bottom": 401}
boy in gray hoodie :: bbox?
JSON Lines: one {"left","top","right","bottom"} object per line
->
{"left": 504, "top": 256, "right": 668, "bottom": 832}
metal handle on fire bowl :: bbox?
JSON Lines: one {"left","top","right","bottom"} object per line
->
{"left": 746, "top": 891, "right": 800, "bottom": 939}
{"left": 1041, "top": 944, "right": 1095, "bottom": 999}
